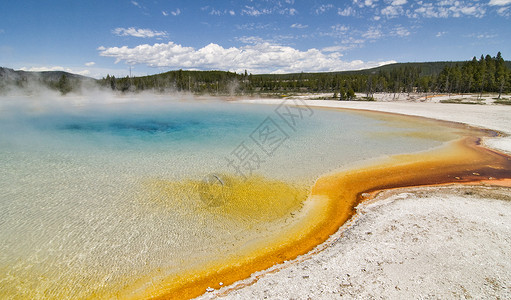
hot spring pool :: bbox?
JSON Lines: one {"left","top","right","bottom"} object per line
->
{"left": 0, "top": 96, "right": 468, "bottom": 298}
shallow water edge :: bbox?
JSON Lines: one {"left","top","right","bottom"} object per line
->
{"left": 122, "top": 129, "right": 511, "bottom": 299}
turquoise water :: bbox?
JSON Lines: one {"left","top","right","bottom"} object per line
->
{"left": 0, "top": 96, "right": 457, "bottom": 298}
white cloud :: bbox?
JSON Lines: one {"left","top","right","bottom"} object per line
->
{"left": 315, "top": 4, "right": 334, "bottom": 14}
{"left": 131, "top": 1, "right": 141, "bottom": 8}
{"left": 322, "top": 46, "right": 347, "bottom": 52}
{"left": 20, "top": 66, "right": 91, "bottom": 76}
{"left": 98, "top": 41, "right": 395, "bottom": 74}
{"left": 240, "top": 4, "right": 297, "bottom": 16}
{"left": 497, "top": 6, "right": 510, "bottom": 15}
{"left": 236, "top": 36, "right": 267, "bottom": 44}
{"left": 391, "top": 0, "right": 407, "bottom": 5}
{"left": 236, "top": 23, "right": 274, "bottom": 31}
{"left": 20, "top": 66, "right": 66, "bottom": 72}
{"left": 112, "top": 27, "right": 168, "bottom": 38}
{"left": 162, "top": 11, "right": 169, "bottom": 16}
{"left": 489, "top": 0, "right": 511, "bottom": 6}
{"left": 204, "top": 8, "right": 237, "bottom": 16}
{"left": 171, "top": 8, "right": 181, "bottom": 16}
{"left": 463, "top": 32, "right": 498, "bottom": 39}
{"left": 242, "top": 6, "right": 272, "bottom": 16}
{"left": 19, "top": 64, "right": 130, "bottom": 79}
{"left": 338, "top": 6, "right": 356, "bottom": 16}
{"left": 413, "top": 1, "right": 486, "bottom": 18}
{"left": 365, "top": 0, "right": 378, "bottom": 6}
{"left": 210, "top": 9, "right": 222, "bottom": 16}
{"left": 391, "top": 26, "right": 410, "bottom": 37}
{"left": 331, "top": 24, "right": 350, "bottom": 33}
{"left": 291, "top": 23, "right": 308, "bottom": 29}
{"left": 85, "top": 62, "right": 96, "bottom": 67}
{"left": 354, "top": 0, "right": 379, "bottom": 8}
{"left": 436, "top": 31, "right": 447, "bottom": 37}
{"left": 362, "top": 26, "right": 383, "bottom": 39}
{"left": 287, "top": 8, "right": 298, "bottom": 15}
{"left": 477, "top": 33, "right": 498, "bottom": 38}
{"left": 381, "top": 5, "right": 403, "bottom": 17}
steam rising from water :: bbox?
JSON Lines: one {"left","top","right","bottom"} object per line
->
{"left": 0, "top": 93, "right": 461, "bottom": 298}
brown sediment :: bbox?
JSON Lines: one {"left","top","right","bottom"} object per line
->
{"left": 121, "top": 134, "right": 511, "bottom": 299}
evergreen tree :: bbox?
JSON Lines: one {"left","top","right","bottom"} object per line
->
{"left": 58, "top": 74, "right": 72, "bottom": 95}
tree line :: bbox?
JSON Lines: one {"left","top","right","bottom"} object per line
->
{"left": 98, "top": 52, "right": 510, "bottom": 99}
{"left": 3, "top": 53, "right": 509, "bottom": 98}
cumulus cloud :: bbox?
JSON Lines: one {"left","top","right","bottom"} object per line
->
{"left": 112, "top": 27, "right": 168, "bottom": 38}
{"left": 97, "top": 41, "right": 395, "bottom": 74}
{"left": 85, "top": 62, "right": 95, "bottom": 67}
{"left": 489, "top": 0, "right": 511, "bottom": 5}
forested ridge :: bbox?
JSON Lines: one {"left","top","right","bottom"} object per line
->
{"left": 0, "top": 68, "right": 94, "bottom": 95}
{"left": 1, "top": 53, "right": 510, "bottom": 98}
{"left": 98, "top": 52, "right": 511, "bottom": 99}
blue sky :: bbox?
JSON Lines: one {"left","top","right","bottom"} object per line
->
{"left": 1, "top": 0, "right": 510, "bottom": 78}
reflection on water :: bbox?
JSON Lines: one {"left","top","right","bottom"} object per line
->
{"left": 0, "top": 96, "right": 466, "bottom": 298}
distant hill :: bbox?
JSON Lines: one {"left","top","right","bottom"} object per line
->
{"left": 2, "top": 58, "right": 511, "bottom": 96}
{"left": 0, "top": 67, "right": 91, "bottom": 82}
{"left": 255, "top": 61, "right": 511, "bottom": 78}
{"left": 0, "top": 67, "right": 95, "bottom": 94}
{"left": 337, "top": 61, "right": 466, "bottom": 76}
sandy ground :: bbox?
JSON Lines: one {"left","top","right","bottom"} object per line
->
{"left": 197, "top": 99, "right": 511, "bottom": 299}
{"left": 362, "top": 92, "right": 508, "bottom": 104}
{"left": 289, "top": 92, "right": 509, "bottom": 105}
